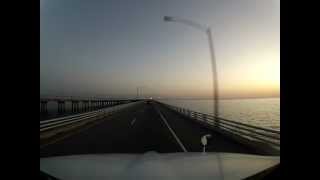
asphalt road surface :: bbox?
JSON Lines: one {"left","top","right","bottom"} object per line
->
{"left": 40, "top": 102, "right": 257, "bottom": 158}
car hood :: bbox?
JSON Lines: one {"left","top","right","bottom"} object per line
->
{"left": 40, "top": 152, "right": 279, "bottom": 180}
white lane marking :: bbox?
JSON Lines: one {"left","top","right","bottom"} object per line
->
{"left": 154, "top": 106, "right": 188, "bottom": 152}
{"left": 40, "top": 117, "right": 107, "bottom": 149}
{"left": 41, "top": 105, "right": 140, "bottom": 149}
{"left": 131, "top": 118, "right": 136, "bottom": 126}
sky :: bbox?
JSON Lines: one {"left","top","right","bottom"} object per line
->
{"left": 40, "top": 0, "right": 280, "bottom": 99}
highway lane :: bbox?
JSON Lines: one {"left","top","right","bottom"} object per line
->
{"left": 40, "top": 103, "right": 182, "bottom": 157}
{"left": 155, "top": 103, "right": 260, "bottom": 154}
{"left": 40, "top": 101, "right": 260, "bottom": 158}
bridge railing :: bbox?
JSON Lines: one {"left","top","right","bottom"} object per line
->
{"left": 40, "top": 101, "right": 141, "bottom": 133}
{"left": 157, "top": 102, "right": 280, "bottom": 149}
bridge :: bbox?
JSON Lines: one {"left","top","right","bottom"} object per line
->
{"left": 40, "top": 99, "right": 280, "bottom": 158}
{"left": 40, "top": 96, "right": 140, "bottom": 120}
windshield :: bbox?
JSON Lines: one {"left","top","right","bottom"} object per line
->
{"left": 40, "top": 0, "right": 280, "bottom": 179}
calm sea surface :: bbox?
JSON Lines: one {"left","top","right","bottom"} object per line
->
{"left": 159, "top": 98, "right": 280, "bottom": 130}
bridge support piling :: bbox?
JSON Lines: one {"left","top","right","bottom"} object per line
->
{"left": 86, "top": 101, "right": 89, "bottom": 111}
{"left": 71, "top": 101, "right": 79, "bottom": 113}
{"left": 58, "top": 101, "right": 65, "bottom": 114}
{"left": 82, "top": 101, "right": 89, "bottom": 111}
{"left": 71, "top": 101, "right": 74, "bottom": 112}
{"left": 77, "top": 101, "right": 79, "bottom": 112}
{"left": 91, "top": 101, "right": 94, "bottom": 110}
{"left": 89, "top": 101, "right": 93, "bottom": 111}
{"left": 40, "top": 101, "right": 48, "bottom": 114}
{"left": 81, "top": 101, "right": 85, "bottom": 111}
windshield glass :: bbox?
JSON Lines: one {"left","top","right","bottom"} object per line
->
{"left": 40, "top": 0, "right": 280, "bottom": 179}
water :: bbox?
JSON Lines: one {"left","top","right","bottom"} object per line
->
{"left": 159, "top": 98, "right": 280, "bottom": 130}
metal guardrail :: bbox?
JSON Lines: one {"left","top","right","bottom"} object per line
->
{"left": 40, "top": 101, "right": 141, "bottom": 133}
{"left": 158, "top": 102, "right": 280, "bottom": 148}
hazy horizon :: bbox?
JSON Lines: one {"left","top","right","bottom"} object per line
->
{"left": 41, "top": 0, "right": 280, "bottom": 99}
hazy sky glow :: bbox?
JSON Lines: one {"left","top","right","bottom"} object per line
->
{"left": 40, "top": 0, "right": 280, "bottom": 99}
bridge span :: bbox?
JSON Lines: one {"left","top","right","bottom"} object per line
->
{"left": 40, "top": 100, "right": 279, "bottom": 157}
{"left": 40, "top": 97, "right": 140, "bottom": 121}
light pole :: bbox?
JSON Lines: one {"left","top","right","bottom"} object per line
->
{"left": 136, "top": 87, "right": 139, "bottom": 99}
{"left": 163, "top": 16, "right": 220, "bottom": 125}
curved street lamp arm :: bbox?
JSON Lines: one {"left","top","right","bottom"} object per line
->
{"left": 164, "top": 16, "right": 208, "bottom": 32}
{"left": 164, "top": 16, "right": 220, "bottom": 121}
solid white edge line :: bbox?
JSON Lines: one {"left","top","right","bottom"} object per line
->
{"left": 155, "top": 106, "right": 188, "bottom": 152}
{"left": 40, "top": 102, "right": 142, "bottom": 149}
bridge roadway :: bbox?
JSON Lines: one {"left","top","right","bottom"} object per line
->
{"left": 40, "top": 102, "right": 258, "bottom": 157}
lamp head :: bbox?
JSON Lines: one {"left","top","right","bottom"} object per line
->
{"left": 164, "top": 16, "right": 174, "bottom": 22}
